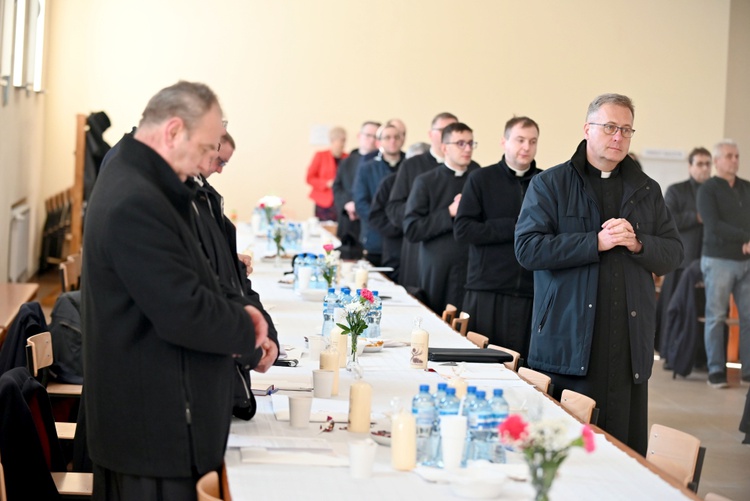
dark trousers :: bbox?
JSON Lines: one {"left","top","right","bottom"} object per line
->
{"left": 93, "top": 463, "right": 200, "bottom": 501}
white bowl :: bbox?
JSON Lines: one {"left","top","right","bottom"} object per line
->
{"left": 296, "top": 289, "right": 327, "bottom": 301}
{"left": 447, "top": 462, "right": 507, "bottom": 499}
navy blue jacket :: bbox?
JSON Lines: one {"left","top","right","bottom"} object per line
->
{"left": 514, "top": 140, "right": 682, "bottom": 381}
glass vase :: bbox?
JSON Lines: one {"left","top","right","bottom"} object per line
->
{"left": 527, "top": 455, "right": 562, "bottom": 501}
{"left": 346, "top": 333, "right": 363, "bottom": 378}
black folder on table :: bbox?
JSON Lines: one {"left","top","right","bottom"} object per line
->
{"left": 427, "top": 348, "right": 513, "bottom": 364}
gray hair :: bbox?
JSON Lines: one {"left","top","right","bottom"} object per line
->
{"left": 406, "top": 142, "right": 430, "bottom": 159}
{"left": 712, "top": 139, "right": 738, "bottom": 159}
{"left": 139, "top": 81, "right": 221, "bottom": 132}
{"left": 586, "top": 93, "right": 635, "bottom": 121}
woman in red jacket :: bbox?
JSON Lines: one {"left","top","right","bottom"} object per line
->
{"left": 306, "top": 126, "right": 347, "bottom": 221}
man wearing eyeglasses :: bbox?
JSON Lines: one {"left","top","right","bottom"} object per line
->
{"left": 454, "top": 116, "right": 541, "bottom": 361}
{"left": 515, "top": 94, "right": 682, "bottom": 455}
{"left": 352, "top": 123, "right": 406, "bottom": 266}
{"left": 656, "top": 147, "right": 711, "bottom": 366}
{"left": 387, "top": 112, "right": 458, "bottom": 289}
{"left": 192, "top": 132, "right": 280, "bottom": 420}
{"left": 404, "top": 122, "right": 479, "bottom": 313}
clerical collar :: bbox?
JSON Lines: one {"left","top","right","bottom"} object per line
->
{"left": 430, "top": 148, "right": 444, "bottom": 164}
{"left": 585, "top": 161, "right": 620, "bottom": 179}
{"left": 192, "top": 175, "right": 205, "bottom": 187}
{"left": 444, "top": 161, "right": 467, "bottom": 177}
{"left": 507, "top": 164, "right": 530, "bottom": 178}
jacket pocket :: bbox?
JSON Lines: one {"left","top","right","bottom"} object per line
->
{"left": 537, "top": 288, "right": 556, "bottom": 333}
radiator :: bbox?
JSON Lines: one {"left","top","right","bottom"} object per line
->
{"left": 8, "top": 204, "right": 31, "bottom": 282}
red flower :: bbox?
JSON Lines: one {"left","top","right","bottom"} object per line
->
{"left": 323, "top": 244, "right": 334, "bottom": 253}
{"left": 259, "top": 203, "right": 266, "bottom": 209}
{"left": 499, "top": 414, "right": 528, "bottom": 441}
{"left": 360, "top": 288, "right": 374, "bottom": 303}
{"left": 581, "top": 425, "right": 596, "bottom": 453}
{"left": 273, "top": 214, "right": 285, "bottom": 221}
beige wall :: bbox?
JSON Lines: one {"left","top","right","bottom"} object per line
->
{"left": 724, "top": 0, "right": 750, "bottom": 155}
{"left": 2, "top": 0, "right": 748, "bottom": 280}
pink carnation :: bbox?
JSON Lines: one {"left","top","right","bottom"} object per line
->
{"left": 273, "top": 214, "right": 285, "bottom": 221}
{"left": 360, "top": 288, "right": 374, "bottom": 303}
{"left": 259, "top": 203, "right": 265, "bottom": 208}
{"left": 499, "top": 414, "right": 528, "bottom": 441}
{"left": 323, "top": 244, "right": 334, "bottom": 253}
{"left": 581, "top": 425, "right": 595, "bottom": 453}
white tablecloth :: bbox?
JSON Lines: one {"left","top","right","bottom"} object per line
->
{"left": 225, "top": 225, "right": 694, "bottom": 500}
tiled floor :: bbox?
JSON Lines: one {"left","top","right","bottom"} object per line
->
{"left": 29, "top": 269, "right": 750, "bottom": 500}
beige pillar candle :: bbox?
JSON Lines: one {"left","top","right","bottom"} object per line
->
{"left": 338, "top": 332, "right": 349, "bottom": 368}
{"left": 391, "top": 409, "right": 416, "bottom": 470}
{"left": 410, "top": 317, "right": 429, "bottom": 369}
{"left": 319, "top": 350, "right": 340, "bottom": 396}
{"left": 354, "top": 267, "right": 368, "bottom": 289}
{"left": 348, "top": 379, "right": 372, "bottom": 433}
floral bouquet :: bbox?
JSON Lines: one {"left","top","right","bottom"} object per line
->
{"left": 499, "top": 414, "right": 595, "bottom": 501}
{"left": 257, "top": 195, "right": 284, "bottom": 228}
{"left": 336, "top": 288, "right": 375, "bottom": 373}
{"left": 321, "top": 243, "right": 340, "bottom": 288}
{"left": 270, "top": 214, "right": 286, "bottom": 258}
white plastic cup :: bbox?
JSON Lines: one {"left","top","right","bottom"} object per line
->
{"left": 288, "top": 395, "right": 313, "bottom": 428}
{"left": 348, "top": 439, "right": 378, "bottom": 479}
{"left": 308, "top": 335, "right": 326, "bottom": 362}
{"left": 298, "top": 266, "right": 313, "bottom": 290}
{"left": 312, "top": 369, "right": 334, "bottom": 398}
{"left": 440, "top": 415, "right": 467, "bottom": 470}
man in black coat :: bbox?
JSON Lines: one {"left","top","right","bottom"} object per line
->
{"left": 192, "top": 132, "right": 279, "bottom": 420}
{"left": 656, "top": 147, "right": 711, "bottom": 360}
{"left": 332, "top": 121, "right": 380, "bottom": 259}
{"left": 82, "top": 81, "right": 268, "bottom": 500}
{"left": 454, "top": 116, "right": 541, "bottom": 359}
{"left": 386, "top": 112, "right": 457, "bottom": 288}
{"left": 404, "top": 123, "right": 479, "bottom": 313}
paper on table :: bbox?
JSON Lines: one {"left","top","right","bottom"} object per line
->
{"left": 271, "top": 393, "right": 349, "bottom": 422}
{"left": 238, "top": 437, "right": 348, "bottom": 466}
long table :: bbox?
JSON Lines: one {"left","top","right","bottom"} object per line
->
{"left": 226, "top": 226, "right": 699, "bottom": 500}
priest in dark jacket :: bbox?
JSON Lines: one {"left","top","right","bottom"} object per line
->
{"left": 387, "top": 112, "right": 458, "bottom": 288}
{"left": 82, "top": 82, "right": 268, "bottom": 499}
{"left": 515, "top": 94, "right": 682, "bottom": 455}
{"left": 404, "top": 122, "right": 479, "bottom": 313}
{"left": 454, "top": 116, "right": 541, "bottom": 359}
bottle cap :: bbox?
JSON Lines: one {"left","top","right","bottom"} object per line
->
{"left": 419, "top": 384, "right": 429, "bottom": 392}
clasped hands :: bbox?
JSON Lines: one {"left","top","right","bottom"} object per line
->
{"left": 598, "top": 218, "right": 642, "bottom": 253}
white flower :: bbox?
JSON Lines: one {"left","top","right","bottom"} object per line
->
{"left": 324, "top": 251, "right": 339, "bottom": 266}
{"left": 344, "top": 302, "right": 365, "bottom": 315}
{"left": 526, "top": 418, "right": 571, "bottom": 452}
{"left": 258, "top": 195, "right": 284, "bottom": 209}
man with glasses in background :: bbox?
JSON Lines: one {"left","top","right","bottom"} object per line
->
{"left": 352, "top": 123, "right": 406, "bottom": 266}
{"left": 333, "top": 121, "right": 381, "bottom": 258}
{"left": 454, "top": 116, "right": 541, "bottom": 361}
{"left": 404, "top": 122, "right": 479, "bottom": 313}
{"left": 387, "top": 112, "right": 459, "bottom": 288}
{"left": 515, "top": 94, "right": 682, "bottom": 455}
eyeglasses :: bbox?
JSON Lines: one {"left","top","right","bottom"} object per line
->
{"left": 445, "top": 140, "right": 478, "bottom": 150}
{"left": 215, "top": 157, "right": 228, "bottom": 168}
{"left": 222, "top": 120, "right": 228, "bottom": 129}
{"left": 362, "top": 133, "right": 377, "bottom": 139}
{"left": 588, "top": 123, "right": 635, "bottom": 138}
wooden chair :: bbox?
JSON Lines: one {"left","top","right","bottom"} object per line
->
{"left": 26, "top": 332, "right": 83, "bottom": 397}
{"left": 704, "top": 493, "right": 734, "bottom": 501}
{"left": 646, "top": 424, "right": 706, "bottom": 492}
{"left": 59, "top": 252, "right": 82, "bottom": 292}
{"left": 0, "top": 452, "right": 7, "bottom": 501}
{"left": 451, "top": 312, "right": 470, "bottom": 336}
{"left": 441, "top": 304, "right": 457, "bottom": 324}
{"left": 488, "top": 344, "right": 520, "bottom": 371}
{"left": 518, "top": 367, "right": 553, "bottom": 395}
{"left": 560, "top": 389, "right": 599, "bottom": 425}
{"left": 466, "top": 331, "right": 489, "bottom": 349}
{"left": 197, "top": 470, "right": 222, "bottom": 501}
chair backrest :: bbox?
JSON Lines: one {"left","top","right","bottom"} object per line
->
{"left": 59, "top": 253, "right": 82, "bottom": 292}
{"left": 704, "top": 493, "right": 734, "bottom": 501}
{"left": 0, "top": 451, "right": 7, "bottom": 501}
{"left": 488, "top": 344, "right": 520, "bottom": 371}
{"left": 466, "top": 331, "right": 489, "bottom": 349}
{"left": 560, "top": 389, "right": 596, "bottom": 424}
{"left": 26, "top": 332, "right": 55, "bottom": 376}
{"left": 451, "top": 312, "right": 469, "bottom": 336}
{"left": 441, "top": 304, "right": 457, "bottom": 324}
{"left": 518, "top": 367, "right": 552, "bottom": 393}
{"left": 646, "top": 424, "right": 703, "bottom": 490}
{"left": 196, "top": 471, "right": 222, "bottom": 501}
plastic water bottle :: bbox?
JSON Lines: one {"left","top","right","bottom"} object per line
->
{"left": 412, "top": 384, "right": 436, "bottom": 465}
{"left": 364, "top": 291, "right": 382, "bottom": 338}
{"left": 466, "top": 391, "right": 494, "bottom": 462}
{"left": 322, "top": 288, "right": 337, "bottom": 338}
{"left": 315, "top": 254, "right": 327, "bottom": 289}
{"left": 293, "top": 253, "right": 306, "bottom": 292}
{"left": 434, "top": 387, "right": 461, "bottom": 467}
{"left": 434, "top": 382, "right": 448, "bottom": 403}
{"left": 489, "top": 388, "right": 509, "bottom": 463}
{"left": 461, "top": 386, "right": 478, "bottom": 417}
